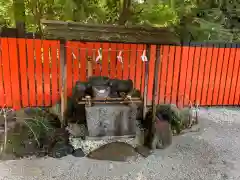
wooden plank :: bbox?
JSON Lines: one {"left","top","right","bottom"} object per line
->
{"left": 199, "top": 47, "right": 213, "bottom": 106}
{"left": 129, "top": 44, "right": 137, "bottom": 86}
{"left": 142, "top": 44, "right": 150, "bottom": 118}
{"left": 151, "top": 44, "right": 161, "bottom": 138}
{"left": 176, "top": 46, "right": 188, "bottom": 107}
{"left": 147, "top": 45, "right": 156, "bottom": 102}
{"left": 93, "top": 42, "right": 101, "bottom": 76}
{"left": 101, "top": 43, "right": 109, "bottom": 77}
{"left": 234, "top": 49, "right": 240, "bottom": 105}
{"left": 218, "top": 47, "right": 230, "bottom": 105}
{"left": 72, "top": 41, "right": 79, "bottom": 85}
{"left": 165, "top": 45, "right": 175, "bottom": 105}
{"left": 0, "top": 39, "right": 4, "bottom": 106}
{"left": 172, "top": 46, "right": 182, "bottom": 105}
{"left": 122, "top": 44, "right": 130, "bottom": 80}
{"left": 86, "top": 42, "right": 94, "bottom": 78}
{"left": 228, "top": 48, "right": 238, "bottom": 105}
{"left": 60, "top": 40, "right": 67, "bottom": 127}
{"left": 18, "top": 38, "right": 29, "bottom": 107}
{"left": 223, "top": 47, "right": 235, "bottom": 105}
{"left": 8, "top": 38, "right": 21, "bottom": 109}
{"left": 1, "top": 38, "right": 12, "bottom": 107}
{"left": 82, "top": 97, "right": 141, "bottom": 101}
{"left": 35, "top": 39, "right": 44, "bottom": 106}
{"left": 42, "top": 40, "right": 51, "bottom": 106}
{"left": 56, "top": 41, "right": 61, "bottom": 101}
{"left": 211, "top": 47, "right": 225, "bottom": 105}
{"left": 79, "top": 42, "right": 87, "bottom": 81}
{"left": 109, "top": 43, "right": 117, "bottom": 79}
{"left": 140, "top": 45, "right": 146, "bottom": 95}
{"left": 41, "top": 20, "right": 179, "bottom": 45}
{"left": 157, "top": 46, "right": 164, "bottom": 104}
{"left": 195, "top": 47, "right": 207, "bottom": 105}
{"left": 26, "top": 39, "right": 36, "bottom": 106}
{"left": 116, "top": 43, "right": 124, "bottom": 79}
{"left": 158, "top": 45, "right": 169, "bottom": 104}
{"left": 66, "top": 41, "right": 73, "bottom": 96}
{"left": 189, "top": 46, "right": 201, "bottom": 105}
{"left": 206, "top": 47, "right": 219, "bottom": 105}
{"left": 50, "top": 41, "right": 59, "bottom": 104}
{"left": 135, "top": 44, "right": 143, "bottom": 90}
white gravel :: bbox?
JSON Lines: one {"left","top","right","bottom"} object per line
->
{"left": 1, "top": 107, "right": 240, "bottom": 180}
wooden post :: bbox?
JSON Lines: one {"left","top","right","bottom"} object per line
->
{"left": 143, "top": 44, "right": 151, "bottom": 119}
{"left": 16, "top": 21, "right": 25, "bottom": 38}
{"left": 87, "top": 56, "right": 93, "bottom": 77}
{"left": 60, "top": 40, "right": 67, "bottom": 127}
{"left": 151, "top": 45, "right": 161, "bottom": 130}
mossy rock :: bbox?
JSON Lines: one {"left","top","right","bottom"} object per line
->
{"left": 155, "top": 104, "right": 182, "bottom": 134}
{"left": 146, "top": 104, "right": 194, "bottom": 135}
{"left": 4, "top": 124, "right": 39, "bottom": 158}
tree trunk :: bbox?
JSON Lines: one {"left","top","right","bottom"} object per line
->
{"left": 118, "top": 0, "right": 132, "bottom": 25}
{"left": 13, "top": 0, "right": 26, "bottom": 36}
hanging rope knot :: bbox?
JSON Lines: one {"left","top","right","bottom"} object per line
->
{"left": 141, "top": 50, "right": 148, "bottom": 62}
{"left": 117, "top": 51, "right": 123, "bottom": 63}
{"left": 95, "top": 48, "right": 102, "bottom": 63}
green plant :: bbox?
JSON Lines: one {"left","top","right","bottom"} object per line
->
{"left": 15, "top": 108, "right": 54, "bottom": 147}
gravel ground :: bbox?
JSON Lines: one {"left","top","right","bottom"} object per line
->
{"left": 1, "top": 107, "right": 240, "bottom": 180}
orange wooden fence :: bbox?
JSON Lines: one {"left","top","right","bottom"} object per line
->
{"left": 0, "top": 38, "right": 239, "bottom": 110}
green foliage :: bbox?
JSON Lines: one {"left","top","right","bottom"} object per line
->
{"left": 23, "top": 113, "right": 53, "bottom": 146}
{"left": 135, "top": 2, "right": 179, "bottom": 27}
{"left": 0, "top": 0, "right": 239, "bottom": 41}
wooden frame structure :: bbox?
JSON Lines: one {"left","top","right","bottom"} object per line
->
{"left": 41, "top": 19, "right": 180, "bottom": 127}
{"left": 41, "top": 20, "right": 179, "bottom": 45}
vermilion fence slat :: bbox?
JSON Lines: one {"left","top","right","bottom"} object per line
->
{"left": 79, "top": 42, "right": 87, "bottom": 81}
{"left": 116, "top": 43, "right": 124, "bottom": 79}
{"left": 206, "top": 47, "right": 219, "bottom": 105}
{"left": 141, "top": 45, "right": 146, "bottom": 95}
{"left": 72, "top": 42, "right": 80, "bottom": 85}
{"left": 189, "top": 46, "right": 201, "bottom": 105}
{"left": 42, "top": 40, "right": 51, "bottom": 106}
{"left": 234, "top": 49, "right": 240, "bottom": 105}
{"left": 94, "top": 42, "right": 101, "bottom": 76}
{"left": 57, "top": 41, "right": 61, "bottom": 101}
{"left": 165, "top": 46, "right": 175, "bottom": 105}
{"left": 228, "top": 48, "right": 238, "bottom": 105}
{"left": 110, "top": 43, "right": 117, "bottom": 79}
{"left": 86, "top": 42, "right": 94, "bottom": 79}
{"left": 123, "top": 44, "right": 130, "bottom": 80}
{"left": 26, "top": 39, "right": 36, "bottom": 106}
{"left": 158, "top": 45, "right": 169, "bottom": 104}
{"left": 170, "top": 46, "right": 180, "bottom": 105}
{"left": 212, "top": 48, "right": 225, "bottom": 105}
{"left": 200, "top": 47, "right": 213, "bottom": 106}
{"left": 1, "top": 38, "right": 12, "bottom": 107}
{"left": 102, "top": 43, "right": 109, "bottom": 77}
{"left": 223, "top": 48, "right": 234, "bottom": 105}
{"left": 18, "top": 38, "right": 29, "bottom": 107}
{"left": 8, "top": 38, "right": 21, "bottom": 109}
{"left": 129, "top": 44, "right": 137, "bottom": 86}
{"left": 195, "top": 47, "right": 207, "bottom": 105}
{"left": 0, "top": 39, "right": 4, "bottom": 106}
{"left": 35, "top": 39, "right": 44, "bottom": 106}
{"left": 50, "top": 41, "right": 59, "bottom": 104}
{"left": 218, "top": 47, "right": 231, "bottom": 105}
{"left": 135, "top": 44, "right": 142, "bottom": 91}
{"left": 177, "top": 46, "right": 188, "bottom": 107}
{"left": 66, "top": 41, "right": 73, "bottom": 96}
